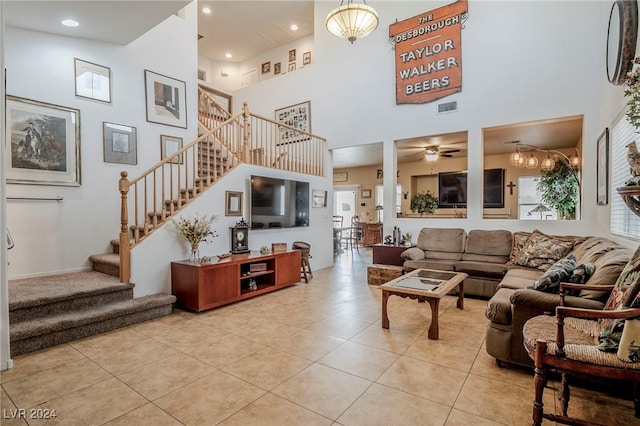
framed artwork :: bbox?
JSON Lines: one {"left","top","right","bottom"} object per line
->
{"left": 103, "top": 122, "right": 137, "bottom": 165}
{"left": 144, "top": 69, "right": 187, "bottom": 128}
{"left": 275, "top": 100, "right": 310, "bottom": 145}
{"left": 303, "top": 51, "right": 311, "bottom": 65}
{"left": 361, "top": 189, "right": 372, "bottom": 198}
{"left": 274, "top": 62, "right": 282, "bottom": 75}
{"left": 161, "top": 135, "right": 183, "bottom": 164}
{"left": 241, "top": 69, "right": 258, "bottom": 88}
{"left": 333, "top": 172, "right": 348, "bottom": 182}
{"left": 289, "top": 49, "right": 296, "bottom": 62}
{"left": 377, "top": 169, "right": 383, "bottom": 179}
{"left": 261, "top": 61, "right": 271, "bottom": 74}
{"left": 199, "top": 84, "right": 232, "bottom": 115}
{"left": 597, "top": 128, "right": 609, "bottom": 205}
{"left": 312, "top": 189, "right": 327, "bottom": 208}
{"left": 225, "top": 191, "right": 243, "bottom": 216}
{"left": 5, "top": 96, "right": 81, "bottom": 186}
{"left": 74, "top": 58, "right": 111, "bottom": 103}
{"left": 288, "top": 62, "right": 296, "bottom": 72}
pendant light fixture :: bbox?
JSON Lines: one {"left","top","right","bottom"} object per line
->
{"left": 326, "top": 0, "right": 379, "bottom": 44}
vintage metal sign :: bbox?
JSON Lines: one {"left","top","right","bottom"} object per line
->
{"left": 390, "top": 0, "right": 468, "bottom": 105}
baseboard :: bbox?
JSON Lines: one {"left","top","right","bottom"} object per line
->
{"left": 1, "top": 359, "right": 14, "bottom": 371}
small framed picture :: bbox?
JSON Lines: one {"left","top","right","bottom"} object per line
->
{"left": 144, "top": 69, "right": 187, "bottom": 128}
{"left": 303, "top": 51, "right": 311, "bottom": 65}
{"left": 312, "top": 189, "right": 327, "bottom": 208}
{"left": 597, "top": 128, "right": 609, "bottom": 205}
{"left": 160, "top": 134, "right": 183, "bottom": 164}
{"left": 289, "top": 49, "right": 296, "bottom": 62}
{"left": 361, "top": 189, "right": 372, "bottom": 198}
{"left": 288, "top": 62, "right": 296, "bottom": 72}
{"left": 261, "top": 61, "right": 271, "bottom": 74}
{"left": 225, "top": 191, "right": 243, "bottom": 216}
{"left": 103, "top": 122, "right": 137, "bottom": 165}
{"left": 74, "top": 58, "right": 111, "bottom": 103}
{"left": 333, "top": 172, "right": 348, "bottom": 182}
{"left": 274, "top": 62, "right": 281, "bottom": 75}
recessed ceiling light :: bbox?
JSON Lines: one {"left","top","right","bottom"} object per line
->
{"left": 225, "top": 53, "right": 233, "bottom": 59}
{"left": 290, "top": 24, "right": 298, "bottom": 31}
{"left": 61, "top": 19, "right": 79, "bottom": 27}
{"left": 202, "top": 7, "right": 212, "bottom": 14}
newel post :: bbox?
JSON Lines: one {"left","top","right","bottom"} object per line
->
{"left": 242, "top": 101, "right": 251, "bottom": 162}
{"left": 119, "top": 171, "right": 131, "bottom": 283}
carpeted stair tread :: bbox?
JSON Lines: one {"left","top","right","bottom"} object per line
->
{"left": 10, "top": 294, "right": 176, "bottom": 341}
{"left": 89, "top": 253, "right": 120, "bottom": 266}
{"left": 9, "top": 271, "right": 131, "bottom": 310}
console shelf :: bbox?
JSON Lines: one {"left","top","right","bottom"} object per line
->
{"left": 171, "top": 250, "right": 301, "bottom": 312}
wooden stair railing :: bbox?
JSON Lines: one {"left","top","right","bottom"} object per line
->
{"left": 118, "top": 92, "right": 326, "bottom": 283}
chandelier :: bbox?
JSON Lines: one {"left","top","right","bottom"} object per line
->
{"left": 326, "top": 0, "right": 379, "bottom": 44}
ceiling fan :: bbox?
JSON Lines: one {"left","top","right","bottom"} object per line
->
{"left": 423, "top": 146, "right": 460, "bottom": 161}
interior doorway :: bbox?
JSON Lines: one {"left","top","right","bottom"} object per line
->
{"left": 334, "top": 188, "right": 356, "bottom": 225}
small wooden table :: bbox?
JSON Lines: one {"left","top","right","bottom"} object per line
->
{"left": 380, "top": 269, "right": 467, "bottom": 340}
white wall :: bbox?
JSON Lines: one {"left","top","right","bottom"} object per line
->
{"left": 237, "top": 0, "right": 633, "bottom": 246}
{"left": 5, "top": 3, "right": 199, "bottom": 279}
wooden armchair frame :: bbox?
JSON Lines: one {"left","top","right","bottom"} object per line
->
{"left": 526, "top": 282, "right": 640, "bottom": 426}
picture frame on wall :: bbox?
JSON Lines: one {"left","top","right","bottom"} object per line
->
{"left": 274, "top": 62, "right": 281, "bottom": 75}
{"left": 275, "top": 100, "right": 310, "bottom": 145}
{"left": 103, "top": 122, "right": 137, "bottom": 165}
{"left": 261, "top": 61, "right": 271, "bottom": 74}
{"left": 597, "top": 128, "right": 609, "bottom": 205}
{"left": 361, "top": 189, "right": 372, "bottom": 198}
{"left": 5, "top": 95, "right": 81, "bottom": 186}
{"left": 312, "top": 189, "right": 327, "bottom": 208}
{"left": 225, "top": 191, "right": 243, "bottom": 216}
{"left": 144, "top": 69, "right": 187, "bottom": 128}
{"left": 289, "top": 49, "right": 296, "bottom": 62}
{"left": 74, "top": 58, "right": 111, "bottom": 103}
{"left": 333, "top": 172, "right": 348, "bottom": 182}
{"left": 288, "top": 62, "right": 296, "bottom": 72}
{"left": 303, "top": 51, "right": 311, "bottom": 65}
{"left": 160, "top": 135, "right": 183, "bottom": 164}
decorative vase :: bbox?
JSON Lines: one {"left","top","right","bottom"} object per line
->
{"left": 190, "top": 243, "right": 200, "bottom": 262}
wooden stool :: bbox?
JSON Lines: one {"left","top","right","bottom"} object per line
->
{"left": 292, "top": 241, "right": 313, "bottom": 283}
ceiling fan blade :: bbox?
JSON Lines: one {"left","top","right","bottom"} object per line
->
{"left": 440, "top": 154, "right": 454, "bottom": 158}
{"left": 440, "top": 149, "right": 460, "bottom": 154}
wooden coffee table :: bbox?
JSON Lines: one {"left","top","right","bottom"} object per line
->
{"left": 380, "top": 268, "right": 467, "bottom": 340}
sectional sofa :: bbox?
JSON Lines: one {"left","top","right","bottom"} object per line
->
{"left": 401, "top": 228, "right": 633, "bottom": 367}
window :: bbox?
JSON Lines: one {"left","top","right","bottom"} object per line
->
{"left": 517, "top": 176, "right": 558, "bottom": 220}
{"left": 610, "top": 114, "right": 640, "bottom": 238}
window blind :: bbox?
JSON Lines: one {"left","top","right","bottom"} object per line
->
{"left": 610, "top": 114, "right": 640, "bottom": 239}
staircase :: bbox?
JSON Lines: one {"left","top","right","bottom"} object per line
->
{"left": 8, "top": 271, "right": 175, "bottom": 357}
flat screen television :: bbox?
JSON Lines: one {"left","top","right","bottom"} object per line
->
{"left": 437, "top": 168, "right": 505, "bottom": 209}
{"left": 250, "top": 175, "right": 309, "bottom": 229}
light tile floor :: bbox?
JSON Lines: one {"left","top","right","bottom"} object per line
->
{"left": 1, "top": 249, "right": 638, "bottom": 425}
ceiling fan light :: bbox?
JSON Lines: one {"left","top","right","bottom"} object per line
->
{"left": 326, "top": 1, "right": 379, "bottom": 44}
{"left": 425, "top": 152, "right": 439, "bottom": 162}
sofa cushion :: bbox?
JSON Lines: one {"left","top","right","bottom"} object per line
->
{"left": 578, "top": 244, "right": 632, "bottom": 301}
{"left": 512, "top": 230, "right": 575, "bottom": 271}
{"left": 416, "top": 227, "right": 466, "bottom": 253}
{"left": 461, "top": 253, "right": 510, "bottom": 264}
{"left": 498, "top": 268, "right": 543, "bottom": 290}
{"left": 455, "top": 260, "right": 507, "bottom": 278}
{"left": 403, "top": 259, "right": 457, "bottom": 272}
{"left": 486, "top": 288, "right": 513, "bottom": 325}
{"left": 425, "top": 250, "right": 463, "bottom": 261}
{"left": 465, "top": 229, "right": 512, "bottom": 257}
{"left": 529, "top": 254, "right": 577, "bottom": 292}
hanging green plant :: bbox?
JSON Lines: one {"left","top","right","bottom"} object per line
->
{"left": 624, "top": 57, "right": 640, "bottom": 130}
{"left": 537, "top": 162, "right": 579, "bottom": 220}
{"left": 410, "top": 191, "right": 438, "bottom": 216}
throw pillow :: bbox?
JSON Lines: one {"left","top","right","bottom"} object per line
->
{"left": 400, "top": 247, "right": 425, "bottom": 261}
{"left": 569, "top": 262, "right": 596, "bottom": 284}
{"left": 529, "top": 254, "right": 577, "bottom": 292}
{"left": 617, "top": 319, "right": 640, "bottom": 362}
{"left": 509, "top": 231, "right": 531, "bottom": 263}
{"left": 598, "top": 243, "right": 640, "bottom": 353}
{"left": 513, "top": 230, "right": 575, "bottom": 271}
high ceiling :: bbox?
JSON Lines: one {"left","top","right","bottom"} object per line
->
{"left": 198, "top": 1, "right": 314, "bottom": 63}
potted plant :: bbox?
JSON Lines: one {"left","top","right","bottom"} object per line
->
{"left": 537, "top": 162, "right": 579, "bottom": 220}
{"left": 172, "top": 212, "right": 218, "bottom": 262}
{"left": 410, "top": 191, "right": 438, "bottom": 216}
{"left": 624, "top": 57, "right": 640, "bottom": 131}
